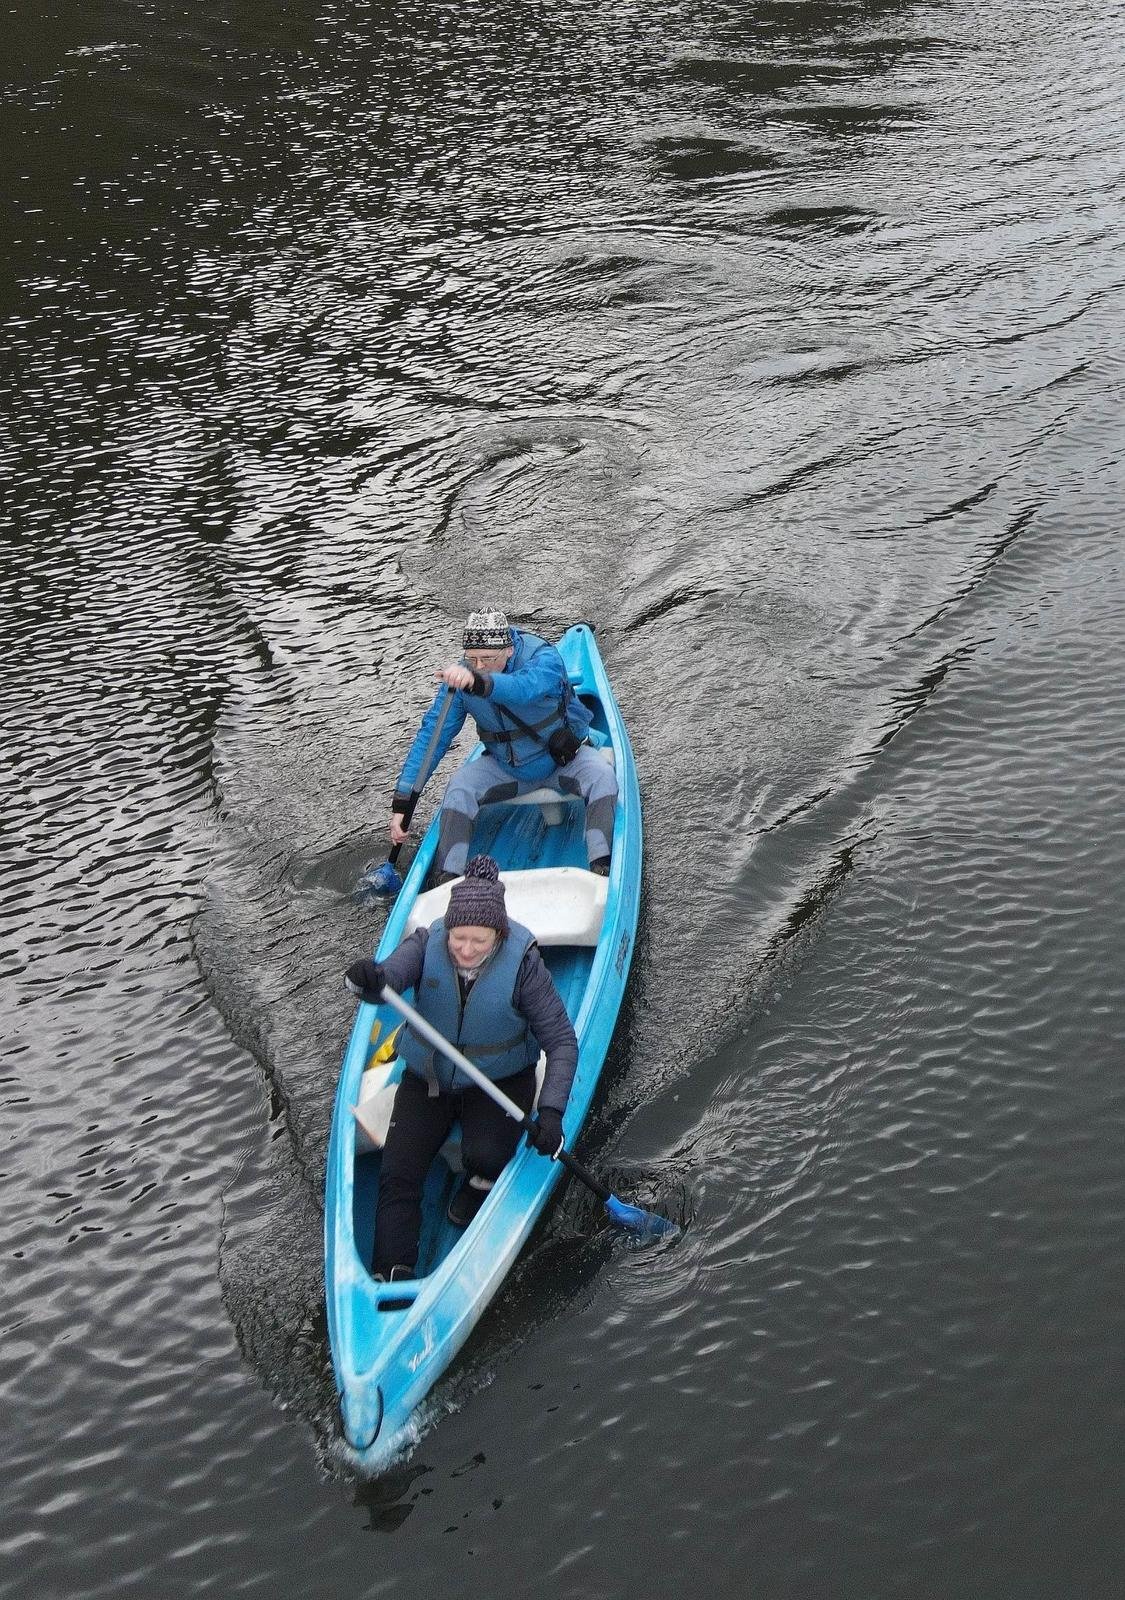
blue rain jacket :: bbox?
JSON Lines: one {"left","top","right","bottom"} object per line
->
{"left": 395, "top": 629, "right": 593, "bottom": 795}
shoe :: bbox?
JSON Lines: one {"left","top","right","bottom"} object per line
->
{"left": 590, "top": 857, "right": 610, "bottom": 877}
{"left": 432, "top": 869, "right": 459, "bottom": 888}
{"left": 373, "top": 1264, "right": 413, "bottom": 1283}
{"left": 447, "top": 1179, "right": 491, "bottom": 1227}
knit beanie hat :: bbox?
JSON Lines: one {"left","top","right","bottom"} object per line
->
{"left": 444, "top": 855, "right": 509, "bottom": 937}
{"left": 463, "top": 607, "right": 512, "bottom": 651}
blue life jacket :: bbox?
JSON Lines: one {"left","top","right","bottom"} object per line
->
{"left": 471, "top": 630, "right": 593, "bottom": 778}
{"left": 399, "top": 920, "right": 540, "bottom": 1093}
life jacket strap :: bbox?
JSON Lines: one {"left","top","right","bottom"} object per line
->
{"left": 479, "top": 705, "right": 560, "bottom": 745}
{"left": 457, "top": 1026, "right": 528, "bottom": 1057}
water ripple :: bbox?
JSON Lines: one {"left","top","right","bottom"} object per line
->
{"left": 2, "top": 0, "right": 1124, "bottom": 1595}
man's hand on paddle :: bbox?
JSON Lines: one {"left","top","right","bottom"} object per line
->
{"left": 389, "top": 811, "right": 410, "bottom": 845}
{"left": 437, "top": 662, "right": 483, "bottom": 692}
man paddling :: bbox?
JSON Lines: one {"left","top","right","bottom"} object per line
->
{"left": 389, "top": 608, "right": 618, "bottom": 883}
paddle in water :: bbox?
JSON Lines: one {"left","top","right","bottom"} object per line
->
{"left": 377, "top": 984, "right": 679, "bottom": 1243}
{"left": 356, "top": 687, "right": 456, "bottom": 900}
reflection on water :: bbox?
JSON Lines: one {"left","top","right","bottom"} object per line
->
{"left": 2, "top": 0, "right": 1124, "bottom": 1596}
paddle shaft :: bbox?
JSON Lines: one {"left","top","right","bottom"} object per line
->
{"left": 378, "top": 984, "right": 613, "bottom": 1205}
{"left": 387, "top": 687, "right": 455, "bottom": 867}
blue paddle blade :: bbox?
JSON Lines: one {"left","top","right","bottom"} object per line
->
{"left": 604, "top": 1193, "right": 680, "bottom": 1243}
{"left": 354, "top": 861, "right": 402, "bottom": 901}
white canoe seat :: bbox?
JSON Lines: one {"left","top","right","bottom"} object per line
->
{"left": 405, "top": 865, "right": 607, "bottom": 947}
{"left": 494, "top": 742, "right": 615, "bottom": 826}
{"left": 351, "top": 1066, "right": 397, "bottom": 1154}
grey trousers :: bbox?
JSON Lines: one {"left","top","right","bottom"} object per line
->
{"left": 436, "top": 745, "right": 618, "bottom": 875}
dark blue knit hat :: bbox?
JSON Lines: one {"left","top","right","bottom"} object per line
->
{"left": 444, "top": 855, "right": 509, "bottom": 936}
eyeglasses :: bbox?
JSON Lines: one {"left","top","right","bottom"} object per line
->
{"left": 463, "top": 649, "right": 510, "bottom": 670}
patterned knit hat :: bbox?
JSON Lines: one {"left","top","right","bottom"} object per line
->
{"left": 444, "top": 855, "right": 509, "bottom": 936}
{"left": 463, "top": 606, "right": 512, "bottom": 651}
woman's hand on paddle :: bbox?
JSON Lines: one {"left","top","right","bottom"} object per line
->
{"left": 527, "top": 1107, "right": 565, "bottom": 1158}
{"left": 345, "top": 959, "right": 386, "bottom": 1005}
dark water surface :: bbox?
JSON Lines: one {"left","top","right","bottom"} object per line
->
{"left": 3, "top": 2, "right": 1123, "bottom": 1595}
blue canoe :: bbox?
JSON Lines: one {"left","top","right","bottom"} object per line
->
{"left": 325, "top": 624, "right": 642, "bottom": 1467}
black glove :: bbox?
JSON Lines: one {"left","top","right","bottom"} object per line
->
{"left": 527, "top": 1107, "right": 564, "bottom": 1158}
{"left": 345, "top": 959, "right": 386, "bottom": 1004}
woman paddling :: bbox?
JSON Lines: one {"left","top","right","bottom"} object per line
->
{"left": 345, "top": 856, "right": 577, "bottom": 1281}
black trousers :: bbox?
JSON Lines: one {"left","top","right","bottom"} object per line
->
{"left": 374, "top": 1065, "right": 538, "bottom": 1276}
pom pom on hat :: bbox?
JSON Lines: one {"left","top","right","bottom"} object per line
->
{"left": 444, "top": 855, "right": 509, "bottom": 937}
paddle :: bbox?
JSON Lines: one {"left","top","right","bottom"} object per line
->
{"left": 357, "top": 687, "right": 456, "bottom": 900}
{"left": 376, "top": 983, "right": 679, "bottom": 1242}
